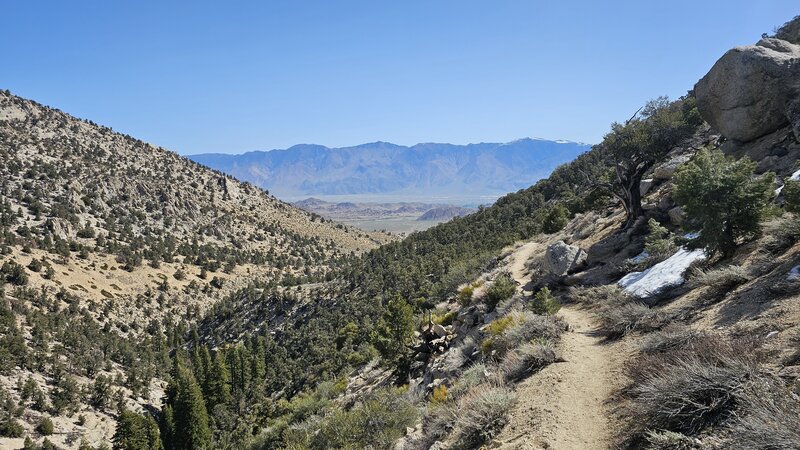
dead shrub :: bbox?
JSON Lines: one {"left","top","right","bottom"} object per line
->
{"left": 482, "top": 311, "right": 566, "bottom": 357}
{"left": 690, "top": 265, "right": 751, "bottom": 294}
{"left": 449, "top": 384, "right": 517, "bottom": 449}
{"left": 568, "top": 284, "right": 628, "bottom": 309}
{"left": 596, "top": 301, "right": 676, "bottom": 339}
{"left": 727, "top": 379, "right": 800, "bottom": 450}
{"left": 639, "top": 325, "right": 707, "bottom": 355}
{"left": 626, "top": 336, "right": 763, "bottom": 438}
{"left": 500, "top": 341, "right": 558, "bottom": 382}
{"left": 759, "top": 214, "right": 800, "bottom": 254}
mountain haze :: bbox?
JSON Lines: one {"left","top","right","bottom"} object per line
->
{"left": 189, "top": 139, "right": 590, "bottom": 200}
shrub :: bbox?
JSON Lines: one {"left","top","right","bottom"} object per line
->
{"left": 449, "top": 363, "right": 491, "bottom": 400}
{"left": 626, "top": 337, "right": 762, "bottom": 437}
{"left": 484, "top": 273, "right": 516, "bottom": 309}
{"left": 639, "top": 326, "right": 707, "bottom": 355}
{"left": 38, "top": 416, "right": 54, "bottom": 435}
{"left": 0, "top": 417, "right": 24, "bottom": 437}
{"left": 568, "top": 284, "right": 627, "bottom": 309}
{"left": 784, "top": 178, "right": 800, "bottom": 213}
{"left": 527, "top": 287, "right": 561, "bottom": 315}
{"left": 674, "top": 148, "right": 775, "bottom": 257}
{"left": 458, "top": 285, "right": 475, "bottom": 305}
{"left": 542, "top": 204, "right": 569, "bottom": 234}
{"left": 482, "top": 311, "right": 566, "bottom": 356}
{"left": 430, "top": 385, "right": 448, "bottom": 404}
{"left": 449, "top": 384, "right": 517, "bottom": 449}
{"left": 290, "top": 388, "right": 418, "bottom": 450}
{"left": 690, "top": 265, "right": 751, "bottom": 294}
{"left": 500, "top": 341, "right": 557, "bottom": 381}
{"left": 27, "top": 258, "right": 43, "bottom": 273}
{"left": 759, "top": 213, "right": 800, "bottom": 253}
{"left": 644, "top": 218, "right": 677, "bottom": 260}
{"left": 596, "top": 300, "right": 676, "bottom": 339}
{"left": 643, "top": 430, "right": 699, "bottom": 450}
{"left": 433, "top": 310, "right": 457, "bottom": 326}
{"left": 727, "top": 379, "right": 800, "bottom": 450}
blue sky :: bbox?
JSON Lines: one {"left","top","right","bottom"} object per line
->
{"left": 2, "top": 1, "right": 797, "bottom": 154}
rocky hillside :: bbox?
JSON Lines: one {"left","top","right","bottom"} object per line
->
{"left": 0, "top": 91, "right": 384, "bottom": 449}
{"left": 2, "top": 14, "right": 800, "bottom": 450}
{"left": 416, "top": 206, "right": 473, "bottom": 222}
{"left": 188, "top": 139, "right": 590, "bottom": 200}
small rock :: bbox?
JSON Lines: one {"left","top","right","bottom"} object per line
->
{"left": 639, "top": 178, "right": 655, "bottom": 196}
{"left": 765, "top": 331, "right": 779, "bottom": 339}
{"left": 668, "top": 206, "right": 685, "bottom": 226}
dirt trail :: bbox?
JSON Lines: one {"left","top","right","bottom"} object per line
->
{"left": 497, "top": 241, "right": 629, "bottom": 450}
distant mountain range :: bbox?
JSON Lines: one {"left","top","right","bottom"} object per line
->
{"left": 189, "top": 138, "right": 590, "bottom": 200}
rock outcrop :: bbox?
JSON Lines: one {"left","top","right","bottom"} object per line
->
{"left": 543, "top": 241, "right": 587, "bottom": 276}
{"left": 695, "top": 38, "right": 800, "bottom": 142}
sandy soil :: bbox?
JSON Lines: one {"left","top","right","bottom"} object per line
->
{"left": 495, "top": 241, "right": 629, "bottom": 450}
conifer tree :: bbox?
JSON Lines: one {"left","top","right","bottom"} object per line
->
{"left": 113, "top": 409, "right": 161, "bottom": 450}
{"left": 171, "top": 365, "right": 211, "bottom": 450}
{"left": 206, "top": 351, "right": 232, "bottom": 410}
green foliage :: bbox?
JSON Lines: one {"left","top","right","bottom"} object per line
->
{"left": 167, "top": 365, "right": 211, "bottom": 450}
{"left": 644, "top": 218, "right": 676, "bottom": 259}
{"left": 0, "top": 301, "right": 27, "bottom": 374}
{"left": 528, "top": 287, "right": 561, "bottom": 315}
{"left": 542, "top": 204, "right": 569, "bottom": 234}
{"left": 484, "top": 273, "right": 516, "bottom": 309}
{"left": 372, "top": 297, "right": 415, "bottom": 373}
{"left": 600, "top": 96, "right": 702, "bottom": 226}
{"left": 0, "top": 416, "right": 24, "bottom": 438}
{"left": 674, "top": 148, "right": 775, "bottom": 257}
{"left": 37, "top": 416, "right": 54, "bottom": 435}
{"left": 784, "top": 179, "right": 800, "bottom": 213}
{"left": 281, "top": 388, "right": 417, "bottom": 450}
{"left": 457, "top": 285, "right": 475, "bottom": 306}
{"left": 1, "top": 260, "right": 28, "bottom": 285}
{"left": 113, "top": 409, "right": 162, "bottom": 450}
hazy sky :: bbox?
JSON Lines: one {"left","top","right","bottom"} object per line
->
{"left": 2, "top": 1, "right": 797, "bottom": 154}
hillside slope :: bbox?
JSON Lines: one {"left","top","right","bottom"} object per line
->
{"left": 0, "top": 90, "right": 384, "bottom": 449}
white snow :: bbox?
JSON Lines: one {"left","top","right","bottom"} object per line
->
{"left": 788, "top": 265, "right": 800, "bottom": 282}
{"left": 618, "top": 248, "right": 706, "bottom": 298}
{"left": 777, "top": 169, "right": 800, "bottom": 195}
{"left": 629, "top": 251, "right": 650, "bottom": 264}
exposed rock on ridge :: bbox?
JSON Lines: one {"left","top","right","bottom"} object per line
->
{"left": 695, "top": 38, "right": 800, "bottom": 143}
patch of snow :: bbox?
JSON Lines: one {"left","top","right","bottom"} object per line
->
{"left": 683, "top": 232, "right": 700, "bottom": 240}
{"left": 788, "top": 265, "right": 800, "bottom": 282}
{"left": 791, "top": 169, "right": 800, "bottom": 181}
{"left": 776, "top": 184, "right": 785, "bottom": 196}
{"left": 618, "top": 248, "right": 706, "bottom": 298}
{"left": 628, "top": 251, "right": 650, "bottom": 263}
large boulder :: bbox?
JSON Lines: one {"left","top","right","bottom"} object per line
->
{"left": 695, "top": 38, "right": 800, "bottom": 142}
{"left": 543, "top": 241, "right": 587, "bottom": 276}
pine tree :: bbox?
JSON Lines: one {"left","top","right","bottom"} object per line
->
{"left": 191, "top": 345, "right": 211, "bottom": 394}
{"left": 206, "top": 351, "right": 232, "bottom": 410}
{"left": 249, "top": 336, "right": 267, "bottom": 386}
{"left": 674, "top": 148, "right": 774, "bottom": 257}
{"left": 113, "top": 409, "right": 161, "bottom": 450}
{"left": 172, "top": 365, "right": 211, "bottom": 450}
